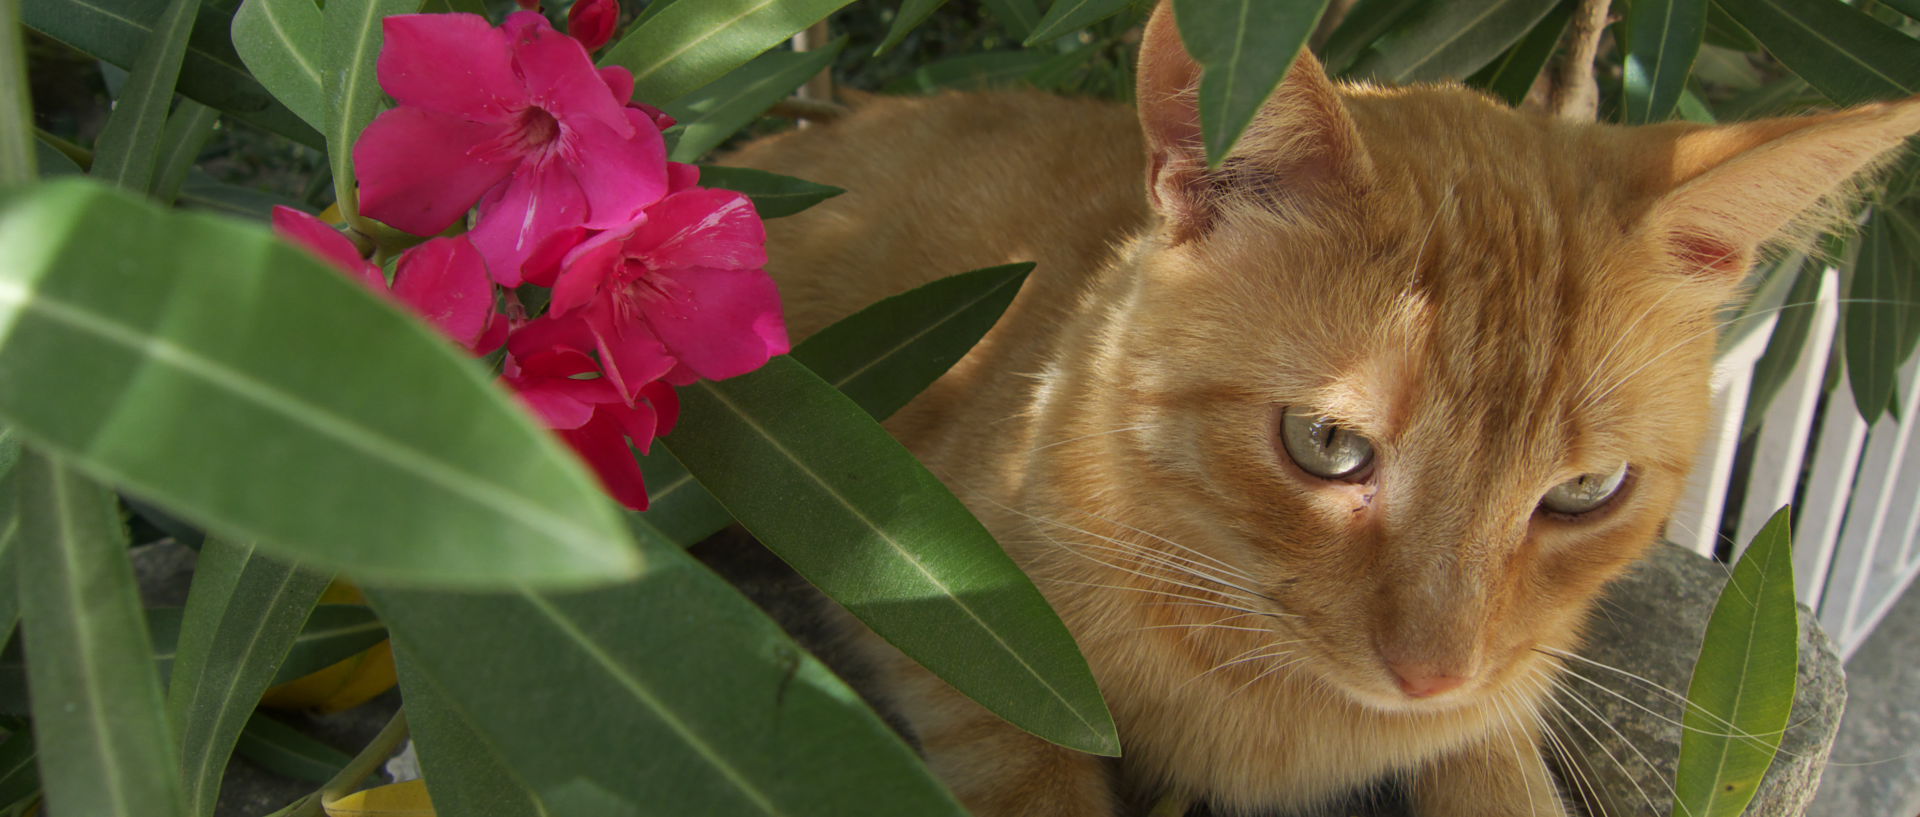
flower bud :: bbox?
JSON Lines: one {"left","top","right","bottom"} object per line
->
{"left": 568, "top": 0, "right": 619, "bottom": 52}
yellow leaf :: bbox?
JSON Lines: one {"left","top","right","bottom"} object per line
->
{"left": 324, "top": 779, "right": 436, "bottom": 817}
{"left": 260, "top": 639, "right": 397, "bottom": 712}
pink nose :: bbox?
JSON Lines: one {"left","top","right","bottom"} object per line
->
{"left": 1387, "top": 662, "right": 1467, "bottom": 699}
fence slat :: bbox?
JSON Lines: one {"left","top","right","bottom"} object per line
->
{"left": 1796, "top": 374, "right": 1869, "bottom": 611}
{"left": 1736, "top": 270, "right": 1842, "bottom": 558}
{"left": 1669, "top": 311, "right": 1778, "bottom": 555}
{"left": 1822, "top": 355, "right": 1920, "bottom": 652}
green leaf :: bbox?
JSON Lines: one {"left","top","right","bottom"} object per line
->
{"left": 876, "top": 0, "right": 947, "bottom": 55}
{"left": 89, "top": 0, "right": 200, "bottom": 191}
{"left": 1623, "top": 0, "right": 1707, "bottom": 123}
{"left": 1743, "top": 258, "right": 1818, "bottom": 434}
{"left": 631, "top": 446, "right": 733, "bottom": 546}
{"left": 14, "top": 451, "right": 188, "bottom": 817}
{"left": 0, "top": 179, "right": 640, "bottom": 586}
{"left": 1670, "top": 506, "right": 1798, "bottom": 817}
{"left": 1703, "top": 1, "right": 1760, "bottom": 50}
{"left": 167, "top": 539, "right": 331, "bottom": 817}
{"left": 1320, "top": 0, "right": 1423, "bottom": 75}
{"left": 1, "top": 0, "right": 33, "bottom": 186}
{"left": 664, "top": 37, "right": 847, "bottom": 162}
{"left": 1347, "top": 0, "right": 1561, "bottom": 84}
{"left": 152, "top": 100, "right": 220, "bottom": 204}
{"left": 32, "top": 138, "right": 84, "bottom": 177}
{"left": 395, "top": 650, "right": 548, "bottom": 817}
{"left": 1464, "top": 0, "right": 1573, "bottom": 106}
{"left": 0, "top": 728, "right": 36, "bottom": 810}
{"left": 695, "top": 166, "right": 843, "bottom": 218}
{"left": 1173, "top": 0, "right": 1332, "bottom": 168}
{"left": 881, "top": 49, "right": 1056, "bottom": 93}
{"left": 367, "top": 518, "right": 970, "bottom": 817}
{"left": 234, "top": 712, "right": 349, "bottom": 783}
{"left": 981, "top": 0, "right": 1041, "bottom": 40}
{"left": 1845, "top": 208, "right": 1920, "bottom": 424}
{"left": 662, "top": 356, "right": 1118, "bottom": 754}
{"left": 601, "top": 0, "right": 857, "bottom": 106}
{"left": 1025, "top": 0, "right": 1130, "bottom": 45}
{"left": 1712, "top": 0, "right": 1920, "bottom": 105}
{"left": 21, "top": 0, "right": 322, "bottom": 148}
{"left": 230, "top": 0, "right": 326, "bottom": 131}
{"left": 177, "top": 170, "right": 306, "bottom": 220}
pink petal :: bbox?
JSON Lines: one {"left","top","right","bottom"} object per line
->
{"left": 608, "top": 396, "right": 658, "bottom": 453}
{"left": 473, "top": 310, "right": 510, "bottom": 356}
{"left": 513, "top": 379, "right": 597, "bottom": 429}
{"left": 546, "top": 228, "right": 629, "bottom": 316}
{"left": 568, "top": 0, "right": 620, "bottom": 52}
{"left": 508, "top": 312, "right": 598, "bottom": 368}
{"left": 521, "top": 225, "right": 589, "bottom": 288}
{"left": 469, "top": 157, "right": 589, "bottom": 286}
{"left": 272, "top": 207, "right": 372, "bottom": 279}
{"left": 665, "top": 161, "right": 700, "bottom": 194}
{"left": 584, "top": 298, "right": 677, "bottom": 402}
{"left": 378, "top": 14, "right": 521, "bottom": 120}
{"left": 642, "top": 266, "right": 788, "bottom": 381}
{"left": 599, "top": 66, "right": 634, "bottom": 106}
{"left": 571, "top": 116, "right": 668, "bottom": 229}
{"left": 560, "top": 411, "right": 650, "bottom": 510}
{"left": 641, "top": 381, "right": 680, "bottom": 436}
{"left": 628, "top": 102, "right": 676, "bottom": 132}
{"left": 504, "top": 11, "right": 632, "bottom": 137}
{"left": 391, "top": 236, "right": 497, "bottom": 349}
{"left": 355, "top": 107, "right": 517, "bottom": 236}
{"left": 630, "top": 189, "right": 766, "bottom": 271}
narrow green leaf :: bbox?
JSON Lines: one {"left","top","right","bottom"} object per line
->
{"left": 1743, "top": 258, "right": 1818, "bottom": 434}
{"left": 663, "top": 356, "right": 1118, "bottom": 754}
{"left": 167, "top": 539, "right": 330, "bottom": 817}
{"left": 664, "top": 37, "right": 847, "bottom": 162}
{"left": 0, "top": 179, "right": 640, "bottom": 586}
{"left": 1670, "top": 506, "right": 1798, "bottom": 817}
{"left": 234, "top": 712, "right": 349, "bottom": 783}
{"left": 394, "top": 650, "right": 548, "bottom": 817}
{"left": 21, "top": 0, "right": 322, "bottom": 147}
{"left": 1623, "top": 0, "right": 1707, "bottom": 124}
{"left": 90, "top": 0, "right": 199, "bottom": 191}
{"left": 1173, "top": 0, "right": 1332, "bottom": 168}
{"left": 0, "top": 728, "right": 35, "bottom": 810}
{"left": 417, "top": 0, "right": 486, "bottom": 14}
{"left": 881, "top": 49, "right": 1056, "bottom": 93}
{"left": 178, "top": 171, "right": 306, "bottom": 220}
{"left": 1677, "top": 85, "right": 1717, "bottom": 123}
{"left": 981, "top": 0, "right": 1041, "bottom": 40}
{"left": 1347, "top": 0, "right": 1561, "bottom": 84}
{"left": 631, "top": 446, "right": 733, "bottom": 546}
{"left": 1321, "top": 0, "right": 1424, "bottom": 74}
{"left": 367, "top": 517, "right": 970, "bottom": 817}
{"left": 695, "top": 165, "right": 843, "bottom": 218}
{"left": 322, "top": 0, "right": 415, "bottom": 224}
{"left": 1703, "top": 1, "right": 1759, "bottom": 50}
{"left": 0, "top": 0, "right": 32, "bottom": 186}
{"left": 153, "top": 100, "right": 220, "bottom": 204}
{"left": 1712, "top": 0, "right": 1920, "bottom": 105}
{"left": 32, "top": 139, "right": 82, "bottom": 178}
{"left": 1845, "top": 208, "right": 1920, "bottom": 423}
{"left": 1464, "top": 0, "right": 1573, "bottom": 106}
{"left": 14, "top": 451, "right": 188, "bottom": 817}
{"left": 876, "top": 0, "right": 947, "bottom": 56}
{"left": 1025, "top": 0, "right": 1130, "bottom": 46}
{"left": 601, "top": 0, "right": 857, "bottom": 106}
{"left": 230, "top": 0, "right": 326, "bottom": 131}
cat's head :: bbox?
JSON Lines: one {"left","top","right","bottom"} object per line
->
{"left": 1076, "top": 5, "right": 1920, "bottom": 712}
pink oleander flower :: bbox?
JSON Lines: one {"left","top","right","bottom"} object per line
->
{"left": 274, "top": 207, "right": 504, "bottom": 354}
{"left": 353, "top": 11, "right": 667, "bottom": 286}
{"left": 505, "top": 319, "right": 678, "bottom": 510}
{"left": 533, "top": 188, "right": 790, "bottom": 403}
{"left": 567, "top": 0, "right": 619, "bottom": 52}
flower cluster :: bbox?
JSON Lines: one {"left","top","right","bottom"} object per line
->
{"left": 276, "top": 9, "right": 788, "bottom": 509}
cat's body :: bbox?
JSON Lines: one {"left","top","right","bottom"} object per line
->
{"left": 725, "top": 9, "right": 1920, "bottom": 816}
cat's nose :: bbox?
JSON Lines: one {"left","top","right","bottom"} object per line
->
{"left": 1386, "top": 661, "right": 1468, "bottom": 699}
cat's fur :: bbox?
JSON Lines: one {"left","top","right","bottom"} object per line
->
{"left": 724, "top": 7, "right": 1920, "bottom": 816}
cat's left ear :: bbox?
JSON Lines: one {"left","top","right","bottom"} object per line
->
{"left": 1644, "top": 97, "right": 1920, "bottom": 276}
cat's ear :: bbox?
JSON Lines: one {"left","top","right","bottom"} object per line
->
{"left": 1137, "top": 4, "right": 1371, "bottom": 242}
{"left": 1645, "top": 98, "right": 1920, "bottom": 276}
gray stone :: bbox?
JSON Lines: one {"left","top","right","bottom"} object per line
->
{"left": 1805, "top": 578, "right": 1920, "bottom": 817}
{"left": 1561, "top": 543, "right": 1846, "bottom": 817}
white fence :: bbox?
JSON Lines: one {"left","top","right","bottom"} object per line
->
{"left": 1666, "top": 267, "right": 1920, "bottom": 661}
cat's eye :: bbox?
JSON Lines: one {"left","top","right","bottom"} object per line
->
{"left": 1539, "top": 463, "right": 1630, "bottom": 516}
{"left": 1279, "top": 408, "right": 1375, "bottom": 481}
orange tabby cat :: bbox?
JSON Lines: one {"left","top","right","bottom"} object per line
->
{"left": 726, "top": 6, "right": 1920, "bottom": 815}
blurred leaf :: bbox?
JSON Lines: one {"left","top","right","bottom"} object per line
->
{"left": 1878, "top": 140, "right": 1920, "bottom": 205}
{"left": 1743, "top": 259, "right": 1818, "bottom": 434}
{"left": 1690, "top": 44, "right": 1765, "bottom": 90}
{"left": 695, "top": 166, "right": 843, "bottom": 218}
{"left": 1321, "top": 0, "right": 1424, "bottom": 75}
{"left": 1026, "top": 0, "right": 1131, "bottom": 45}
{"left": 877, "top": 0, "right": 948, "bottom": 55}
{"left": 1715, "top": 73, "right": 1820, "bottom": 120}
{"left": 1348, "top": 0, "right": 1561, "bottom": 84}
{"left": 1670, "top": 506, "right": 1798, "bottom": 817}
{"left": 235, "top": 712, "right": 349, "bottom": 783}
{"left": 1882, "top": 0, "right": 1920, "bottom": 21}
{"left": 1623, "top": 0, "right": 1707, "bottom": 123}
{"left": 1704, "top": 1, "right": 1760, "bottom": 50}
{"left": 0, "top": 728, "right": 35, "bottom": 810}
{"left": 21, "top": 0, "right": 322, "bottom": 147}
{"left": 257, "top": 636, "right": 395, "bottom": 712}
{"left": 664, "top": 37, "right": 847, "bottom": 162}
{"left": 367, "top": 518, "right": 971, "bottom": 817}
{"left": 32, "top": 139, "right": 83, "bottom": 177}
{"left": 153, "top": 101, "right": 220, "bottom": 205}
{"left": 177, "top": 171, "right": 307, "bottom": 220}
{"left": 1175, "top": 0, "right": 1332, "bottom": 168}
{"left": 1845, "top": 207, "right": 1920, "bottom": 423}
{"left": 881, "top": 49, "right": 1056, "bottom": 93}
{"left": 981, "top": 0, "right": 1041, "bottom": 40}
{"left": 663, "top": 356, "right": 1118, "bottom": 754}
{"left": 602, "top": 0, "right": 857, "bottom": 105}
{"left": 396, "top": 654, "right": 546, "bottom": 817}
{"left": 1464, "top": 0, "right": 1572, "bottom": 106}
{"left": 89, "top": 0, "right": 199, "bottom": 191}
{"left": 0, "top": 179, "right": 640, "bottom": 586}
{"left": 1021, "top": 38, "right": 1099, "bottom": 91}
{"left": 324, "top": 779, "right": 433, "bottom": 816}
{"left": 1713, "top": 0, "right": 1920, "bottom": 105}
{"left": 14, "top": 452, "right": 187, "bottom": 817}
{"left": 417, "top": 0, "right": 488, "bottom": 14}
{"left": 168, "top": 539, "right": 330, "bottom": 817}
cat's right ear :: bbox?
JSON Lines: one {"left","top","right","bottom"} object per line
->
{"left": 1138, "top": 4, "right": 1371, "bottom": 243}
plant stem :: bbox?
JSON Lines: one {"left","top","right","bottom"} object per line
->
{"left": 0, "top": 0, "right": 36, "bottom": 185}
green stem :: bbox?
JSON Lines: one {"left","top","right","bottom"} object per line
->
{"left": 287, "top": 710, "right": 410, "bottom": 817}
{"left": 0, "top": 0, "right": 36, "bottom": 185}
{"left": 32, "top": 128, "right": 91, "bottom": 170}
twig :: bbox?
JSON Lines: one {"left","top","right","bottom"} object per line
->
{"left": 1550, "top": 0, "right": 1614, "bottom": 122}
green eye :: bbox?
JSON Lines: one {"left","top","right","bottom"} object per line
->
{"left": 1540, "top": 463, "right": 1630, "bottom": 515}
{"left": 1279, "top": 407, "right": 1375, "bottom": 480}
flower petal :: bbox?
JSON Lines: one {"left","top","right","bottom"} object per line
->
{"left": 468, "top": 156, "right": 589, "bottom": 286}
{"left": 629, "top": 189, "right": 766, "bottom": 271}
{"left": 504, "top": 11, "right": 632, "bottom": 137}
{"left": 641, "top": 381, "right": 680, "bottom": 436}
{"left": 570, "top": 116, "right": 668, "bottom": 229}
{"left": 560, "top": 411, "right": 650, "bottom": 510}
{"left": 355, "top": 107, "right": 517, "bottom": 235}
{"left": 272, "top": 207, "right": 379, "bottom": 286}
{"left": 379, "top": 14, "right": 520, "bottom": 119}
{"left": 521, "top": 225, "right": 589, "bottom": 289}
{"left": 391, "top": 236, "right": 497, "bottom": 349}
{"left": 546, "top": 227, "right": 629, "bottom": 316}
{"left": 584, "top": 298, "right": 677, "bottom": 402}
{"left": 642, "top": 266, "right": 788, "bottom": 381}
{"left": 567, "top": 0, "right": 620, "bottom": 52}
{"left": 599, "top": 66, "right": 635, "bottom": 106}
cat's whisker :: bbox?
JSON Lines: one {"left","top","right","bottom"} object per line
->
{"left": 1043, "top": 534, "right": 1273, "bottom": 606}
{"left": 1516, "top": 670, "right": 1611, "bottom": 817}
{"left": 1223, "top": 653, "right": 1312, "bottom": 699}
{"left": 1045, "top": 578, "right": 1284, "bottom": 621}
{"left": 978, "top": 492, "right": 1260, "bottom": 587}
{"left": 1026, "top": 423, "right": 1154, "bottom": 453}
{"left": 1486, "top": 691, "right": 1541, "bottom": 817}
{"left": 1575, "top": 275, "right": 1701, "bottom": 408}
{"left": 1031, "top": 536, "right": 1287, "bottom": 617}
{"left": 1533, "top": 671, "right": 1671, "bottom": 817}
{"left": 1060, "top": 505, "right": 1252, "bottom": 579}
{"left": 1539, "top": 647, "right": 1812, "bottom": 750}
